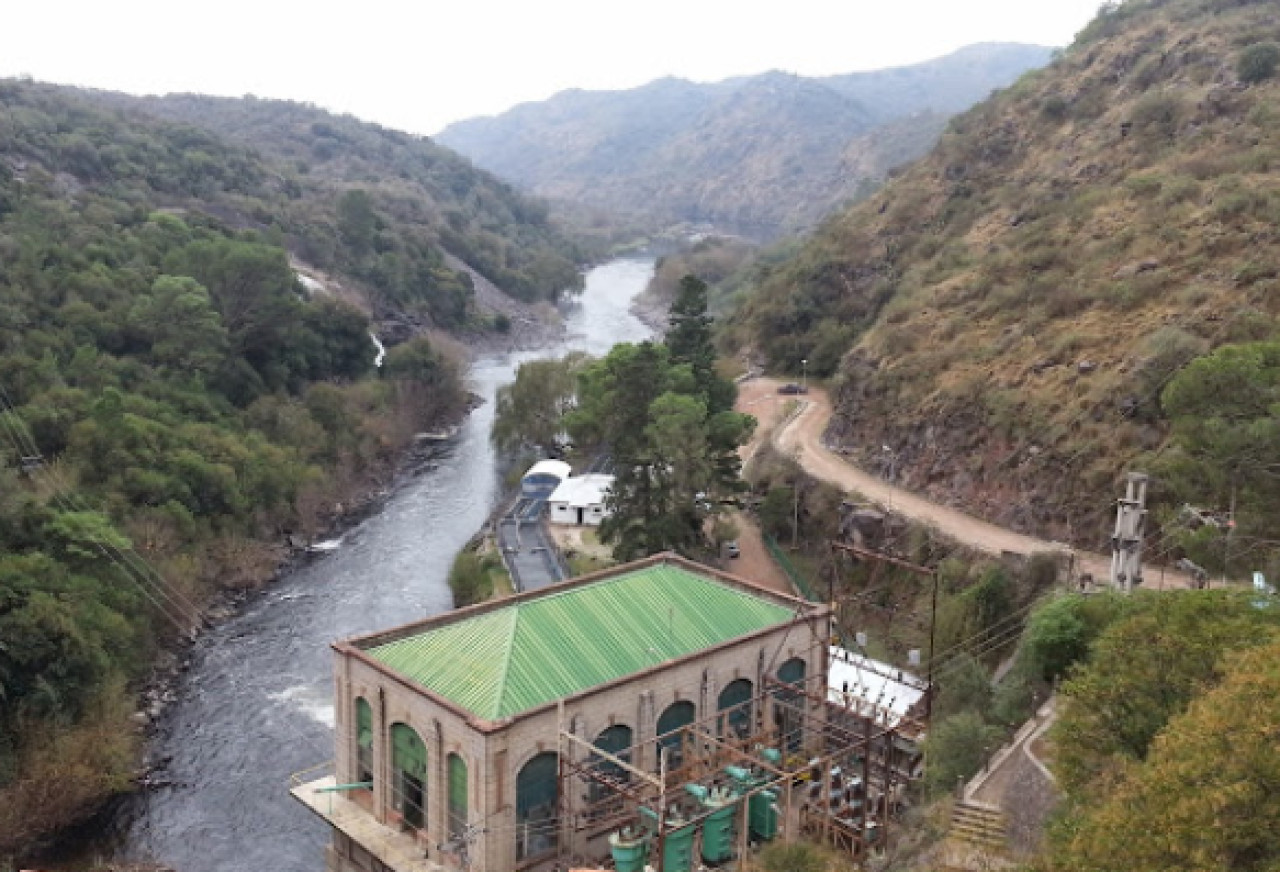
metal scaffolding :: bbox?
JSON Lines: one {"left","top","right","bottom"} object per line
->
{"left": 554, "top": 673, "right": 924, "bottom": 871}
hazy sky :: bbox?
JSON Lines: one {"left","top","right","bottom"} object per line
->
{"left": 3, "top": 1, "right": 1105, "bottom": 135}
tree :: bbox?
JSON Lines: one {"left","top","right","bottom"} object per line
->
{"left": 1159, "top": 341, "right": 1280, "bottom": 573}
{"left": 923, "top": 711, "right": 1003, "bottom": 795}
{"left": 129, "top": 276, "right": 227, "bottom": 376}
{"left": 567, "top": 341, "right": 753, "bottom": 561}
{"left": 1052, "top": 591, "right": 1280, "bottom": 798}
{"left": 666, "top": 275, "right": 735, "bottom": 414}
{"left": 492, "top": 353, "right": 590, "bottom": 457}
{"left": 933, "top": 653, "right": 992, "bottom": 720}
{"left": 167, "top": 238, "right": 306, "bottom": 396}
{"left": 759, "top": 486, "right": 795, "bottom": 540}
{"left": 336, "top": 189, "right": 379, "bottom": 256}
{"left": 1021, "top": 593, "right": 1128, "bottom": 683}
{"left": 1044, "top": 638, "right": 1280, "bottom": 872}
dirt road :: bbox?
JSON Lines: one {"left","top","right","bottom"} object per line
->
{"left": 725, "top": 510, "right": 793, "bottom": 596}
{"left": 737, "top": 377, "right": 1189, "bottom": 588}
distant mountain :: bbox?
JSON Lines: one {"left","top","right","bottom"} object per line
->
{"left": 437, "top": 43, "right": 1054, "bottom": 238}
{"left": 729, "top": 0, "right": 1280, "bottom": 562}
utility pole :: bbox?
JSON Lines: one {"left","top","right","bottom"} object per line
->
{"left": 830, "top": 541, "right": 938, "bottom": 722}
{"left": 1110, "top": 471, "right": 1148, "bottom": 593}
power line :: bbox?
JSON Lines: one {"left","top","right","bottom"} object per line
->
{"left": 0, "top": 388, "right": 204, "bottom": 630}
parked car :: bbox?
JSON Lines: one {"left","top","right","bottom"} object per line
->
{"left": 777, "top": 383, "right": 808, "bottom": 395}
{"left": 725, "top": 540, "right": 741, "bottom": 558}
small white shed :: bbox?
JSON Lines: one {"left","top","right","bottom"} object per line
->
{"left": 521, "top": 459, "right": 572, "bottom": 500}
{"left": 547, "top": 474, "right": 614, "bottom": 526}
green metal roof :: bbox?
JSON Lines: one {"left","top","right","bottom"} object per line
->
{"left": 364, "top": 564, "right": 798, "bottom": 720}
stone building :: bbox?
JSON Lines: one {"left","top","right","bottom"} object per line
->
{"left": 292, "top": 553, "right": 831, "bottom": 872}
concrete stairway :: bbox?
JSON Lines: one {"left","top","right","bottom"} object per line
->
{"left": 949, "top": 800, "right": 1008, "bottom": 853}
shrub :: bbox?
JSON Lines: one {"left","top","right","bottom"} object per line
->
{"left": 923, "top": 711, "right": 1004, "bottom": 795}
{"left": 760, "top": 842, "right": 825, "bottom": 872}
{"left": 1130, "top": 92, "right": 1184, "bottom": 139}
{"left": 1238, "top": 42, "right": 1280, "bottom": 84}
{"left": 448, "top": 550, "right": 495, "bottom": 607}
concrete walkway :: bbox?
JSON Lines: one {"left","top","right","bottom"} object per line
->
{"left": 497, "top": 498, "right": 566, "bottom": 592}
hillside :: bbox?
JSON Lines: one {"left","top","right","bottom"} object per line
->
{"left": 436, "top": 44, "right": 1053, "bottom": 238}
{"left": 0, "top": 80, "right": 481, "bottom": 847}
{"left": 732, "top": 0, "right": 1280, "bottom": 568}
{"left": 87, "top": 91, "right": 587, "bottom": 320}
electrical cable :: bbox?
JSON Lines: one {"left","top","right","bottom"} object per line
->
{"left": 0, "top": 385, "right": 206, "bottom": 626}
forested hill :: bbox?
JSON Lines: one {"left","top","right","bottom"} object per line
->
{"left": 95, "top": 92, "right": 587, "bottom": 309}
{"left": 730, "top": 0, "right": 1280, "bottom": 575}
{"left": 0, "top": 80, "right": 471, "bottom": 846}
{"left": 436, "top": 43, "right": 1053, "bottom": 238}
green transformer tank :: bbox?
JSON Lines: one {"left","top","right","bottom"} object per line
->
{"left": 748, "top": 788, "right": 779, "bottom": 841}
{"left": 609, "top": 827, "right": 649, "bottom": 872}
{"left": 663, "top": 813, "right": 698, "bottom": 872}
{"left": 687, "top": 784, "right": 738, "bottom": 863}
{"left": 724, "top": 764, "right": 779, "bottom": 842}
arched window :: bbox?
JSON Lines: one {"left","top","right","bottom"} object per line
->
{"left": 390, "top": 723, "right": 427, "bottom": 831}
{"left": 588, "top": 724, "right": 633, "bottom": 812}
{"left": 775, "top": 658, "right": 807, "bottom": 752}
{"left": 718, "top": 678, "right": 754, "bottom": 739}
{"left": 656, "top": 700, "right": 696, "bottom": 771}
{"left": 447, "top": 753, "right": 468, "bottom": 839}
{"left": 517, "top": 752, "right": 559, "bottom": 860}
{"left": 355, "top": 697, "right": 373, "bottom": 786}
{"left": 778, "top": 658, "right": 806, "bottom": 686}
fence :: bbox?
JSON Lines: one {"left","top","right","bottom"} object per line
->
{"left": 764, "top": 534, "right": 856, "bottom": 651}
{"left": 764, "top": 534, "right": 819, "bottom": 602}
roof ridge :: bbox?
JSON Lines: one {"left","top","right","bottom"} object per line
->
{"left": 491, "top": 602, "right": 523, "bottom": 718}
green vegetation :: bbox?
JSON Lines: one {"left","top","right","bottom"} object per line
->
{"left": 448, "top": 548, "right": 508, "bottom": 607}
{"left": 0, "top": 80, "right": 469, "bottom": 848}
{"left": 1034, "top": 590, "right": 1280, "bottom": 871}
{"left": 725, "top": 0, "right": 1280, "bottom": 565}
{"left": 759, "top": 841, "right": 827, "bottom": 872}
{"left": 491, "top": 352, "right": 591, "bottom": 458}
{"left": 571, "top": 278, "right": 753, "bottom": 560}
{"left": 1155, "top": 340, "right": 1280, "bottom": 577}
{"left": 1238, "top": 41, "right": 1280, "bottom": 84}
{"left": 642, "top": 237, "right": 757, "bottom": 314}
{"left": 115, "top": 92, "right": 588, "bottom": 308}
{"left": 1043, "top": 637, "right": 1280, "bottom": 871}
{"left": 493, "top": 277, "right": 754, "bottom": 561}
{"left": 922, "top": 711, "right": 1005, "bottom": 795}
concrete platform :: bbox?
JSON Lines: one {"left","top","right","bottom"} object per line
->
{"left": 292, "top": 775, "right": 445, "bottom": 872}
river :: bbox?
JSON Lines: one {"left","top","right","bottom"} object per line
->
{"left": 78, "top": 256, "right": 657, "bottom": 872}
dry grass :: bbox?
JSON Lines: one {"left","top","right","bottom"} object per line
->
{"left": 741, "top": 0, "right": 1280, "bottom": 539}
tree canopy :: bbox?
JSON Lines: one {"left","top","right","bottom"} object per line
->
{"left": 1044, "top": 634, "right": 1280, "bottom": 872}
{"left": 0, "top": 80, "right": 469, "bottom": 845}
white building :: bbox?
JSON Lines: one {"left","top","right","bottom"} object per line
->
{"left": 521, "top": 459, "right": 572, "bottom": 500}
{"left": 547, "top": 474, "right": 614, "bottom": 526}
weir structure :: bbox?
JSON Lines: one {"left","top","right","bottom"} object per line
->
{"left": 555, "top": 672, "right": 923, "bottom": 871}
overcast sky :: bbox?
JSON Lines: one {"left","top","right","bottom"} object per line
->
{"left": 3, "top": 1, "right": 1105, "bottom": 135}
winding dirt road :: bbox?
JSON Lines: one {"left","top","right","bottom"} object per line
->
{"left": 736, "top": 377, "right": 1189, "bottom": 588}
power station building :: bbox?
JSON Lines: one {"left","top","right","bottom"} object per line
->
{"left": 292, "top": 554, "right": 831, "bottom": 872}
